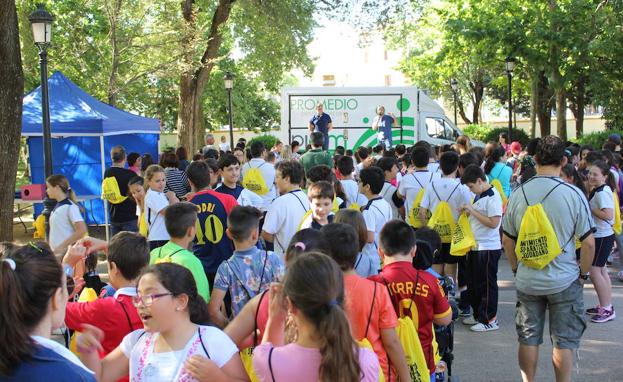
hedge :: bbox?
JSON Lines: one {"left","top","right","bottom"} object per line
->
{"left": 247, "top": 134, "right": 279, "bottom": 150}
{"left": 574, "top": 130, "right": 623, "bottom": 148}
{"left": 462, "top": 124, "right": 530, "bottom": 146}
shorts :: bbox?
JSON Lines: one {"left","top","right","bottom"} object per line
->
{"left": 593, "top": 234, "right": 615, "bottom": 267}
{"left": 515, "top": 280, "right": 586, "bottom": 349}
{"left": 433, "top": 243, "right": 460, "bottom": 265}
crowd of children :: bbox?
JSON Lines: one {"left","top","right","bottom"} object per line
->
{"left": 2, "top": 132, "right": 622, "bottom": 381}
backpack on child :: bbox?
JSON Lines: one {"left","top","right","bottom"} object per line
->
{"left": 356, "top": 282, "right": 385, "bottom": 382}
{"left": 489, "top": 167, "right": 508, "bottom": 208}
{"left": 242, "top": 163, "right": 270, "bottom": 196}
{"left": 407, "top": 173, "right": 434, "bottom": 229}
{"left": 427, "top": 183, "right": 460, "bottom": 243}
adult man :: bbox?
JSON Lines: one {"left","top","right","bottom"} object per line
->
{"left": 299, "top": 132, "right": 333, "bottom": 174}
{"left": 202, "top": 133, "right": 217, "bottom": 156}
{"left": 241, "top": 141, "right": 277, "bottom": 211}
{"left": 372, "top": 105, "right": 397, "bottom": 149}
{"left": 308, "top": 103, "right": 333, "bottom": 150}
{"left": 502, "top": 135, "right": 595, "bottom": 382}
{"left": 103, "top": 145, "right": 138, "bottom": 235}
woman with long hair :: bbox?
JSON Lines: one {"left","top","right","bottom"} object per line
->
{"left": 0, "top": 242, "right": 95, "bottom": 380}
{"left": 46, "top": 174, "right": 87, "bottom": 255}
{"left": 252, "top": 252, "right": 379, "bottom": 382}
{"left": 484, "top": 144, "right": 513, "bottom": 197}
{"left": 76, "top": 263, "right": 248, "bottom": 381}
{"left": 455, "top": 135, "right": 472, "bottom": 155}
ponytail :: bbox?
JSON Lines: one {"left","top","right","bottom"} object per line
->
{"left": 0, "top": 242, "right": 62, "bottom": 376}
{"left": 484, "top": 145, "right": 505, "bottom": 175}
{"left": 284, "top": 252, "right": 361, "bottom": 382}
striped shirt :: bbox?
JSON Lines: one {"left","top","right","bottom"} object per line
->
{"left": 164, "top": 167, "right": 190, "bottom": 199}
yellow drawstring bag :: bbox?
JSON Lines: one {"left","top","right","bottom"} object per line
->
{"left": 138, "top": 210, "right": 148, "bottom": 237}
{"left": 332, "top": 197, "right": 340, "bottom": 213}
{"left": 515, "top": 183, "right": 564, "bottom": 269}
{"left": 242, "top": 163, "right": 269, "bottom": 196}
{"left": 427, "top": 183, "right": 460, "bottom": 243}
{"left": 450, "top": 213, "right": 476, "bottom": 256}
{"left": 240, "top": 291, "right": 269, "bottom": 382}
{"left": 613, "top": 193, "right": 622, "bottom": 235}
{"left": 356, "top": 282, "right": 385, "bottom": 382}
{"left": 33, "top": 214, "right": 46, "bottom": 239}
{"left": 69, "top": 287, "right": 98, "bottom": 355}
{"left": 101, "top": 177, "right": 128, "bottom": 204}
{"left": 489, "top": 167, "right": 508, "bottom": 208}
{"left": 407, "top": 173, "right": 434, "bottom": 228}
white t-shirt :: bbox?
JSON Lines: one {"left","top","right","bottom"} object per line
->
{"left": 242, "top": 158, "right": 277, "bottom": 211}
{"left": 341, "top": 179, "right": 368, "bottom": 208}
{"left": 49, "top": 199, "right": 84, "bottom": 252}
{"left": 238, "top": 188, "right": 264, "bottom": 208}
{"left": 421, "top": 178, "right": 473, "bottom": 222}
{"left": 589, "top": 185, "right": 615, "bottom": 238}
{"left": 145, "top": 189, "right": 170, "bottom": 241}
{"left": 263, "top": 189, "right": 310, "bottom": 257}
{"left": 361, "top": 197, "right": 392, "bottom": 272}
{"left": 398, "top": 171, "right": 440, "bottom": 215}
{"left": 380, "top": 182, "right": 400, "bottom": 220}
{"left": 120, "top": 326, "right": 237, "bottom": 381}
{"left": 427, "top": 162, "right": 440, "bottom": 173}
{"left": 469, "top": 187, "right": 503, "bottom": 250}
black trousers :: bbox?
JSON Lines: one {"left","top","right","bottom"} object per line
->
{"left": 457, "top": 256, "right": 470, "bottom": 310}
{"left": 467, "top": 249, "right": 502, "bottom": 323}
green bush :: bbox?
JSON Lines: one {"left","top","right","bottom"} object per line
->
{"left": 461, "top": 124, "right": 493, "bottom": 142}
{"left": 247, "top": 134, "right": 279, "bottom": 150}
{"left": 461, "top": 124, "right": 530, "bottom": 146}
{"left": 575, "top": 130, "right": 623, "bottom": 148}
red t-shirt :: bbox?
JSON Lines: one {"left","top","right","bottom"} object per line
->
{"left": 369, "top": 262, "right": 451, "bottom": 375}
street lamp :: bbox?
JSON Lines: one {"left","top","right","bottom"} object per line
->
{"left": 224, "top": 72, "right": 234, "bottom": 151}
{"left": 450, "top": 78, "right": 458, "bottom": 126}
{"left": 505, "top": 56, "right": 516, "bottom": 143}
{"left": 29, "top": 4, "right": 55, "bottom": 238}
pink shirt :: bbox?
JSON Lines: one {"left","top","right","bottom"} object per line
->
{"left": 253, "top": 342, "right": 379, "bottom": 382}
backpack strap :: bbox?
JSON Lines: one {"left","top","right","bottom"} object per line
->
{"left": 412, "top": 173, "right": 424, "bottom": 189}
{"left": 447, "top": 182, "right": 461, "bottom": 202}
{"left": 197, "top": 327, "right": 210, "bottom": 359}
{"left": 364, "top": 282, "right": 377, "bottom": 339}
{"left": 253, "top": 290, "right": 269, "bottom": 348}
{"left": 268, "top": 347, "right": 276, "bottom": 382}
{"left": 117, "top": 299, "right": 135, "bottom": 331}
{"left": 431, "top": 182, "right": 442, "bottom": 202}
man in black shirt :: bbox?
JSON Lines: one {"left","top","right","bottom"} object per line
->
{"left": 104, "top": 145, "right": 138, "bottom": 235}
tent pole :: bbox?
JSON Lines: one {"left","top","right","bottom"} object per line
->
{"left": 100, "top": 136, "right": 110, "bottom": 242}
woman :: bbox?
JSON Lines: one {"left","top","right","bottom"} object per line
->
{"left": 0, "top": 243, "right": 96, "bottom": 381}
{"left": 161, "top": 151, "right": 191, "bottom": 200}
{"left": 252, "top": 252, "right": 379, "bottom": 382}
{"left": 77, "top": 263, "right": 248, "bottom": 381}
{"left": 46, "top": 174, "right": 88, "bottom": 256}
{"left": 498, "top": 132, "right": 510, "bottom": 154}
{"left": 484, "top": 144, "right": 513, "bottom": 198}
{"left": 455, "top": 135, "right": 472, "bottom": 155}
{"left": 280, "top": 145, "right": 293, "bottom": 162}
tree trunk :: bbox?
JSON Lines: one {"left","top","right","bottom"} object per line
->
{"left": 530, "top": 74, "right": 537, "bottom": 138}
{"left": 535, "top": 71, "right": 553, "bottom": 137}
{"left": 106, "top": 0, "right": 123, "bottom": 106}
{"left": 0, "top": 0, "right": 24, "bottom": 241}
{"left": 570, "top": 77, "right": 586, "bottom": 139}
{"left": 469, "top": 76, "right": 484, "bottom": 125}
{"left": 458, "top": 99, "right": 472, "bottom": 125}
{"left": 176, "top": 0, "right": 236, "bottom": 154}
{"left": 555, "top": 89, "right": 567, "bottom": 141}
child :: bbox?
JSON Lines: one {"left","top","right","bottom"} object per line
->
{"left": 306, "top": 164, "right": 348, "bottom": 210}
{"left": 337, "top": 155, "right": 368, "bottom": 208}
{"left": 1, "top": 243, "right": 95, "bottom": 380}
{"left": 63, "top": 232, "right": 149, "bottom": 357}
{"left": 397, "top": 147, "right": 441, "bottom": 228}
{"left": 128, "top": 176, "right": 148, "bottom": 237}
{"left": 252, "top": 252, "right": 380, "bottom": 382}
{"left": 419, "top": 151, "right": 472, "bottom": 282}
{"left": 209, "top": 206, "right": 285, "bottom": 328}
{"left": 144, "top": 165, "right": 179, "bottom": 250}
{"left": 377, "top": 157, "right": 404, "bottom": 219}
{"left": 319, "top": 223, "right": 410, "bottom": 382}
{"left": 334, "top": 209, "right": 376, "bottom": 277}
{"left": 77, "top": 263, "right": 248, "bottom": 381}
{"left": 46, "top": 174, "right": 87, "bottom": 256}
{"left": 215, "top": 154, "right": 263, "bottom": 208}
{"left": 150, "top": 202, "right": 211, "bottom": 303}
{"left": 459, "top": 164, "right": 504, "bottom": 332}
{"left": 262, "top": 160, "right": 310, "bottom": 258}
{"left": 369, "top": 220, "right": 452, "bottom": 378}
{"left": 586, "top": 160, "right": 617, "bottom": 323}
{"left": 299, "top": 181, "right": 335, "bottom": 230}
{"left": 359, "top": 167, "right": 393, "bottom": 272}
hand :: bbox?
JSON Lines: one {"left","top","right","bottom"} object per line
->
{"left": 76, "top": 324, "right": 104, "bottom": 354}
{"left": 268, "top": 283, "right": 287, "bottom": 323}
{"left": 461, "top": 204, "right": 473, "bottom": 215}
{"left": 63, "top": 243, "right": 87, "bottom": 267}
{"left": 166, "top": 191, "right": 176, "bottom": 199}
{"left": 184, "top": 191, "right": 195, "bottom": 201}
{"left": 184, "top": 355, "right": 223, "bottom": 381}
{"left": 78, "top": 237, "right": 108, "bottom": 255}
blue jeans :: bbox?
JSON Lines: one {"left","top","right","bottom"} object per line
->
{"left": 110, "top": 219, "right": 138, "bottom": 237}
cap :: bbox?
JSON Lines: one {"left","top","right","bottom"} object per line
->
{"left": 608, "top": 134, "right": 621, "bottom": 145}
{"left": 510, "top": 141, "right": 522, "bottom": 154}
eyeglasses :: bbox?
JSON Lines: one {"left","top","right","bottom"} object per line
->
{"left": 132, "top": 293, "right": 173, "bottom": 307}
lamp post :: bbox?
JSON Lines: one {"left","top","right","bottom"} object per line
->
{"left": 505, "top": 57, "right": 516, "bottom": 143}
{"left": 450, "top": 78, "right": 458, "bottom": 127}
{"left": 29, "top": 4, "right": 55, "bottom": 239}
{"left": 224, "top": 72, "right": 234, "bottom": 150}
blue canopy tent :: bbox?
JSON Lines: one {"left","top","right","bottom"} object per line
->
{"left": 22, "top": 71, "right": 160, "bottom": 231}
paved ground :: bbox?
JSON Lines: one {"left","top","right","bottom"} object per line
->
{"left": 451, "top": 255, "right": 623, "bottom": 382}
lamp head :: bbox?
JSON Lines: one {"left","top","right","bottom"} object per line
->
{"left": 450, "top": 78, "right": 458, "bottom": 91}
{"left": 505, "top": 57, "right": 516, "bottom": 73}
{"left": 29, "top": 4, "right": 54, "bottom": 45}
{"left": 224, "top": 72, "right": 234, "bottom": 90}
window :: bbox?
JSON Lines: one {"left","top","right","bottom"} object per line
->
{"left": 426, "top": 117, "right": 457, "bottom": 140}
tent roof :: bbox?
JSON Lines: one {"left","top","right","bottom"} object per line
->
{"left": 22, "top": 71, "right": 160, "bottom": 136}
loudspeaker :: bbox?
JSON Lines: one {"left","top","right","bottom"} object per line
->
{"left": 20, "top": 184, "right": 47, "bottom": 200}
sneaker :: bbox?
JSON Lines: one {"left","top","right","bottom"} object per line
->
{"left": 470, "top": 320, "right": 499, "bottom": 332}
{"left": 462, "top": 316, "right": 478, "bottom": 325}
{"left": 591, "top": 308, "right": 616, "bottom": 323}
{"left": 586, "top": 306, "right": 601, "bottom": 316}
{"left": 459, "top": 306, "right": 472, "bottom": 317}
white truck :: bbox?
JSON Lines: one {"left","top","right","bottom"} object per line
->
{"left": 280, "top": 86, "right": 478, "bottom": 150}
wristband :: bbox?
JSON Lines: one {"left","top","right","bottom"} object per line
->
{"left": 63, "top": 264, "right": 74, "bottom": 278}
{"left": 579, "top": 272, "right": 589, "bottom": 281}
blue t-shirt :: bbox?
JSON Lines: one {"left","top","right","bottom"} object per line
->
{"left": 487, "top": 162, "right": 513, "bottom": 197}
{"left": 377, "top": 114, "right": 394, "bottom": 143}
{"left": 7, "top": 346, "right": 96, "bottom": 381}
{"left": 190, "top": 190, "right": 237, "bottom": 274}
{"left": 215, "top": 184, "right": 244, "bottom": 200}
{"left": 309, "top": 113, "right": 332, "bottom": 135}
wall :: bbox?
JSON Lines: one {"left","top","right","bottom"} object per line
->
{"left": 458, "top": 115, "right": 607, "bottom": 138}
{"left": 159, "top": 129, "right": 281, "bottom": 152}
